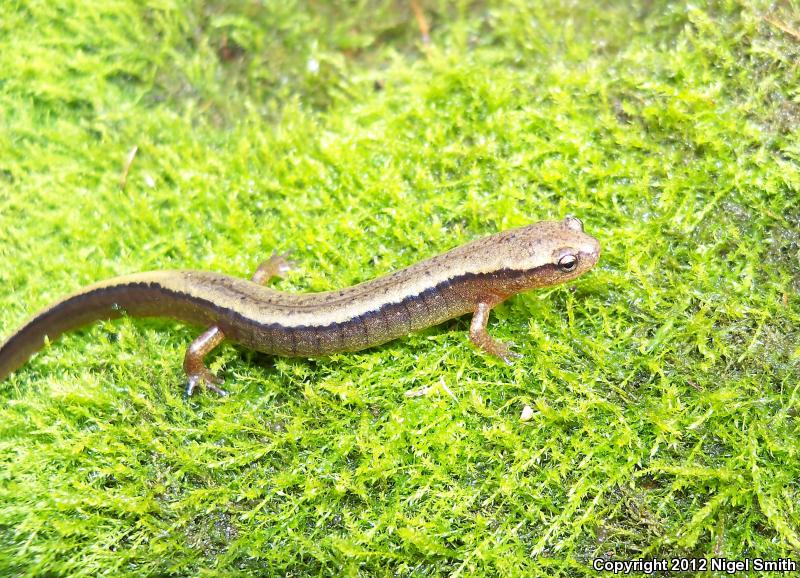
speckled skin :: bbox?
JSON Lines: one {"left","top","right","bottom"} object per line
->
{"left": 0, "top": 217, "right": 600, "bottom": 383}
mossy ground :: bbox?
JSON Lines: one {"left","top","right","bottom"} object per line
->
{"left": 1, "top": 0, "right": 799, "bottom": 575}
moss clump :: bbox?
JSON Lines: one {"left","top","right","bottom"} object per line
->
{"left": 1, "top": 1, "right": 799, "bottom": 575}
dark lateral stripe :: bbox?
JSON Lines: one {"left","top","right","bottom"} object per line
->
{"left": 0, "top": 265, "right": 548, "bottom": 376}
{"left": 3, "top": 267, "right": 537, "bottom": 359}
{"left": 125, "top": 267, "right": 533, "bottom": 333}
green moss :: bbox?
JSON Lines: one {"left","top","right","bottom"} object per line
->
{"left": 1, "top": 0, "right": 799, "bottom": 575}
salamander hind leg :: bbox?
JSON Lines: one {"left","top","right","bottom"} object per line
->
{"left": 183, "top": 251, "right": 296, "bottom": 396}
{"left": 469, "top": 300, "right": 523, "bottom": 366}
{"left": 251, "top": 251, "right": 295, "bottom": 284}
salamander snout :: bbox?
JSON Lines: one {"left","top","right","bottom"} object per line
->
{"left": 573, "top": 235, "right": 600, "bottom": 272}
{"left": 582, "top": 235, "right": 601, "bottom": 264}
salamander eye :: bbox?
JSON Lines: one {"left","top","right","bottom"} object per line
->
{"left": 558, "top": 254, "right": 578, "bottom": 272}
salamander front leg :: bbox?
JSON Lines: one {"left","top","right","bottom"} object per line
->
{"left": 184, "top": 327, "right": 226, "bottom": 396}
{"left": 469, "top": 300, "right": 522, "bottom": 365}
{"left": 183, "top": 252, "right": 294, "bottom": 396}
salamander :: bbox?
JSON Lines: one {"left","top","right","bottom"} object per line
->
{"left": 0, "top": 217, "right": 600, "bottom": 395}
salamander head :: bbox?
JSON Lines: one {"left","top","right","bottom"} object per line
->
{"left": 547, "top": 216, "right": 601, "bottom": 281}
{"left": 494, "top": 216, "right": 601, "bottom": 290}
